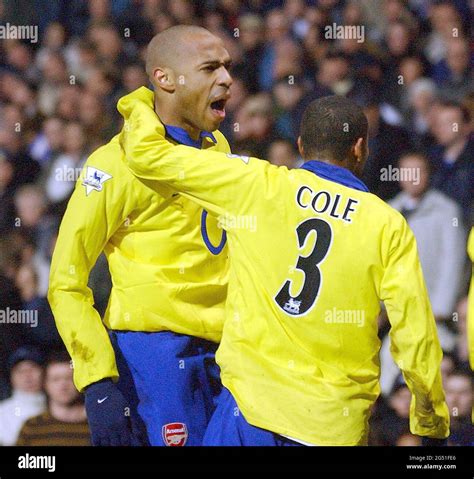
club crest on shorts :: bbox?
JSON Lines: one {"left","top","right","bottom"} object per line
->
{"left": 82, "top": 166, "right": 112, "bottom": 196}
{"left": 162, "top": 422, "right": 188, "bottom": 446}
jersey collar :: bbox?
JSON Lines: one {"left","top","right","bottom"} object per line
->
{"left": 164, "top": 124, "right": 216, "bottom": 149}
{"left": 300, "top": 160, "right": 369, "bottom": 192}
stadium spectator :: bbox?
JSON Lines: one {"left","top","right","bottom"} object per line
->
{"left": 268, "top": 139, "right": 300, "bottom": 169}
{"left": 29, "top": 117, "right": 64, "bottom": 168}
{"left": 0, "top": 255, "right": 24, "bottom": 399}
{"left": 441, "top": 351, "right": 458, "bottom": 386}
{"left": 13, "top": 184, "right": 57, "bottom": 259}
{"left": 233, "top": 93, "right": 277, "bottom": 157}
{"left": 234, "top": 14, "right": 265, "bottom": 94}
{"left": 429, "top": 101, "right": 474, "bottom": 222}
{"left": 16, "top": 351, "right": 90, "bottom": 446}
{"left": 258, "top": 9, "right": 291, "bottom": 91}
{"left": 0, "top": 150, "right": 16, "bottom": 233}
{"left": 35, "top": 23, "right": 67, "bottom": 86}
{"left": 455, "top": 297, "right": 470, "bottom": 367}
{"left": 374, "top": 377, "right": 411, "bottom": 446}
{"left": 44, "top": 122, "right": 88, "bottom": 205}
{"left": 396, "top": 433, "right": 422, "bottom": 446}
{"left": 272, "top": 76, "right": 307, "bottom": 140}
{"left": 434, "top": 37, "right": 473, "bottom": 102}
{"left": 0, "top": 346, "right": 46, "bottom": 445}
{"left": 380, "top": 152, "right": 466, "bottom": 394}
{"left": 317, "top": 54, "right": 353, "bottom": 97}
{"left": 424, "top": 1, "right": 465, "bottom": 65}
{"left": 445, "top": 369, "right": 473, "bottom": 446}
{"left": 15, "top": 263, "right": 62, "bottom": 350}
{"left": 390, "top": 152, "right": 466, "bottom": 321}
{"left": 37, "top": 52, "right": 69, "bottom": 117}
{"left": 404, "top": 78, "right": 438, "bottom": 149}
{"left": 350, "top": 87, "right": 413, "bottom": 200}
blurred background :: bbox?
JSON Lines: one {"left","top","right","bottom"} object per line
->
{"left": 0, "top": 0, "right": 472, "bottom": 447}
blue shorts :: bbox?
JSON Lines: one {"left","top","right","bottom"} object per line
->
{"left": 110, "top": 330, "right": 221, "bottom": 446}
{"left": 203, "top": 388, "right": 303, "bottom": 446}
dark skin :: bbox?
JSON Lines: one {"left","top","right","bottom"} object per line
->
{"left": 297, "top": 135, "right": 369, "bottom": 178}
{"left": 146, "top": 26, "right": 233, "bottom": 140}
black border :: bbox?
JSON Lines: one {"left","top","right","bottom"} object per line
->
{"left": 0, "top": 446, "right": 472, "bottom": 475}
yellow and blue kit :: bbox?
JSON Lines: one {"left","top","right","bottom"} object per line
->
{"left": 119, "top": 95, "right": 450, "bottom": 446}
{"left": 48, "top": 87, "right": 230, "bottom": 445}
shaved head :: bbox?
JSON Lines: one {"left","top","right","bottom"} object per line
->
{"left": 146, "top": 25, "right": 215, "bottom": 78}
{"left": 145, "top": 25, "right": 232, "bottom": 137}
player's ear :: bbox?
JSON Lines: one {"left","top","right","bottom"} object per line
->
{"left": 297, "top": 136, "right": 305, "bottom": 158}
{"left": 353, "top": 137, "right": 365, "bottom": 163}
{"left": 153, "top": 67, "right": 175, "bottom": 93}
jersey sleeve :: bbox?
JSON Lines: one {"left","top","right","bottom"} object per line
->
{"left": 380, "top": 214, "right": 450, "bottom": 438}
{"left": 120, "top": 99, "right": 277, "bottom": 219}
{"left": 467, "top": 227, "right": 474, "bottom": 372}
{"left": 48, "top": 145, "right": 134, "bottom": 392}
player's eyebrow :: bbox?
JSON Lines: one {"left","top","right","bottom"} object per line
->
{"left": 200, "top": 59, "right": 233, "bottom": 69}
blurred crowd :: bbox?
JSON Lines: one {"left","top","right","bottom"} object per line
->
{"left": 0, "top": 0, "right": 472, "bottom": 446}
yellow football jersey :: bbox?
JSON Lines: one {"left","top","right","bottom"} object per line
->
{"left": 119, "top": 95, "right": 449, "bottom": 445}
{"left": 48, "top": 87, "right": 230, "bottom": 392}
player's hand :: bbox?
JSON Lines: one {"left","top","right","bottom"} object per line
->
{"left": 421, "top": 437, "right": 448, "bottom": 447}
{"left": 85, "top": 379, "right": 133, "bottom": 446}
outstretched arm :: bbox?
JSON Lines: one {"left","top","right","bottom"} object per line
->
{"left": 119, "top": 96, "right": 280, "bottom": 219}
{"left": 381, "top": 216, "right": 450, "bottom": 439}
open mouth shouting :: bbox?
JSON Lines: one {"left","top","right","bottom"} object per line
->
{"left": 209, "top": 93, "right": 230, "bottom": 120}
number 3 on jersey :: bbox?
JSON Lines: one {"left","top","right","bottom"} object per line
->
{"left": 274, "top": 218, "right": 332, "bottom": 316}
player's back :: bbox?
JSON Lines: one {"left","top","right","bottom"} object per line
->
{"left": 217, "top": 161, "right": 427, "bottom": 445}
{"left": 116, "top": 91, "right": 446, "bottom": 445}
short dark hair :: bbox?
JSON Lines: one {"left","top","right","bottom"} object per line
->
{"left": 398, "top": 151, "right": 431, "bottom": 173}
{"left": 300, "top": 96, "right": 368, "bottom": 162}
{"left": 46, "top": 349, "right": 71, "bottom": 369}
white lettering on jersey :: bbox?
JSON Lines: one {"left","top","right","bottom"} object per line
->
{"left": 296, "top": 185, "right": 359, "bottom": 223}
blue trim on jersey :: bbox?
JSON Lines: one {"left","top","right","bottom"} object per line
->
{"left": 300, "top": 160, "right": 369, "bottom": 192}
{"left": 164, "top": 124, "right": 216, "bottom": 149}
{"left": 201, "top": 210, "right": 227, "bottom": 255}
{"left": 162, "top": 123, "right": 225, "bottom": 254}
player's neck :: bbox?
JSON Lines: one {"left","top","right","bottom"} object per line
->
{"left": 308, "top": 157, "right": 350, "bottom": 171}
{"left": 154, "top": 101, "right": 201, "bottom": 141}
